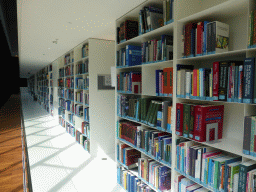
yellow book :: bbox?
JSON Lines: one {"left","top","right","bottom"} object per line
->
{"left": 197, "top": 69, "right": 199, "bottom": 96}
{"left": 124, "top": 171, "right": 127, "bottom": 189}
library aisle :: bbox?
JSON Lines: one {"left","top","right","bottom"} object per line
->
{"left": 20, "top": 87, "right": 122, "bottom": 192}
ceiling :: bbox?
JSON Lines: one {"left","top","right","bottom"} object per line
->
{"left": 17, "top": 0, "right": 146, "bottom": 78}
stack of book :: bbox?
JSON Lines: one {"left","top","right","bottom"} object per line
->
{"left": 155, "top": 67, "right": 173, "bottom": 96}
{"left": 176, "top": 140, "right": 256, "bottom": 192}
{"left": 176, "top": 103, "right": 224, "bottom": 142}
{"left": 116, "top": 45, "right": 142, "bottom": 67}
{"left": 117, "top": 143, "right": 141, "bottom": 169}
{"left": 138, "top": 157, "right": 171, "bottom": 191}
{"left": 117, "top": 72, "right": 142, "bottom": 94}
{"left": 182, "top": 21, "right": 229, "bottom": 58}
{"left": 117, "top": 166, "right": 155, "bottom": 192}
{"left": 142, "top": 35, "right": 173, "bottom": 64}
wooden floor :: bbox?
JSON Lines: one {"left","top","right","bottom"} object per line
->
{"left": 0, "top": 94, "right": 24, "bottom": 192}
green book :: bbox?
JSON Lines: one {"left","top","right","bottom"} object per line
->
{"left": 148, "top": 101, "right": 157, "bottom": 124}
{"left": 146, "top": 101, "right": 155, "bottom": 123}
{"left": 151, "top": 102, "right": 162, "bottom": 125}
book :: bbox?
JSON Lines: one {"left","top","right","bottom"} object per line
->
{"left": 126, "top": 45, "right": 142, "bottom": 66}
{"left": 194, "top": 104, "right": 224, "bottom": 142}
{"left": 238, "top": 160, "right": 256, "bottom": 192}
{"left": 119, "top": 20, "right": 138, "bottom": 42}
{"left": 243, "top": 57, "right": 255, "bottom": 103}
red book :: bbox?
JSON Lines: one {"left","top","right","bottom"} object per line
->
{"left": 125, "top": 148, "right": 141, "bottom": 166}
{"left": 176, "top": 103, "right": 184, "bottom": 136}
{"left": 185, "top": 23, "right": 193, "bottom": 56}
{"left": 196, "top": 22, "right": 204, "bottom": 55}
{"left": 193, "top": 69, "right": 197, "bottom": 96}
{"left": 193, "top": 105, "right": 224, "bottom": 142}
{"left": 213, "top": 61, "right": 220, "bottom": 101}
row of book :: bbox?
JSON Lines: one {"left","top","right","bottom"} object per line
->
{"left": 58, "top": 79, "right": 64, "bottom": 87}
{"left": 117, "top": 143, "right": 141, "bottom": 169}
{"left": 117, "top": 166, "right": 154, "bottom": 192}
{"left": 174, "top": 174, "right": 210, "bottom": 192}
{"left": 138, "top": 157, "right": 171, "bottom": 191}
{"left": 58, "top": 107, "right": 65, "bottom": 118}
{"left": 76, "top": 59, "right": 88, "bottom": 74}
{"left": 182, "top": 21, "right": 229, "bottom": 58}
{"left": 142, "top": 35, "right": 173, "bottom": 64}
{"left": 67, "top": 113, "right": 75, "bottom": 125}
{"left": 84, "top": 107, "right": 89, "bottom": 122}
{"left": 82, "top": 44, "right": 89, "bottom": 58}
{"left": 117, "top": 72, "right": 141, "bottom": 94}
{"left": 76, "top": 77, "right": 89, "bottom": 90}
{"left": 65, "top": 64, "right": 74, "bottom": 76}
{"left": 58, "top": 88, "right": 64, "bottom": 98}
{"left": 65, "top": 53, "right": 74, "bottom": 65}
{"left": 248, "top": 10, "right": 256, "bottom": 48}
{"left": 75, "top": 91, "right": 83, "bottom": 103}
{"left": 243, "top": 116, "right": 256, "bottom": 157}
{"left": 116, "top": 36, "right": 173, "bottom": 68}
{"left": 176, "top": 139, "right": 256, "bottom": 192}
{"left": 75, "top": 129, "right": 90, "bottom": 152}
{"left": 65, "top": 100, "right": 74, "bottom": 112}
{"left": 59, "top": 98, "right": 65, "bottom": 108}
{"left": 177, "top": 58, "right": 256, "bottom": 103}
{"left": 59, "top": 68, "right": 64, "bottom": 78}
{"left": 82, "top": 121, "right": 90, "bottom": 138}
{"left": 64, "top": 89, "right": 74, "bottom": 100}
{"left": 138, "top": 5, "right": 164, "bottom": 35}
{"left": 118, "top": 121, "right": 172, "bottom": 164}
{"left": 59, "top": 116, "right": 65, "bottom": 128}
{"left": 176, "top": 103, "right": 224, "bottom": 142}
{"left": 65, "top": 77, "right": 74, "bottom": 89}
{"left": 84, "top": 93, "right": 89, "bottom": 105}
{"left": 66, "top": 122, "right": 75, "bottom": 137}
{"left": 155, "top": 67, "right": 173, "bottom": 96}
{"left": 117, "top": 96, "right": 172, "bottom": 131}
{"left": 116, "top": 45, "right": 141, "bottom": 67}
{"left": 75, "top": 104, "right": 83, "bottom": 117}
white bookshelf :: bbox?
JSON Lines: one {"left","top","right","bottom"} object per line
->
{"left": 115, "top": 0, "right": 256, "bottom": 191}
{"left": 54, "top": 38, "right": 115, "bottom": 158}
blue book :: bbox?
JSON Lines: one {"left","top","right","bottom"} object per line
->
{"left": 158, "top": 166, "right": 171, "bottom": 191}
{"left": 155, "top": 69, "right": 163, "bottom": 95}
{"left": 157, "top": 135, "right": 170, "bottom": 160}
{"left": 203, "top": 21, "right": 209, "bottom": 55}
{"left": 191, "top": 24, "right": 196, "bottom": 57}
{"left": 243, "top": 57, "right": 255, "bottom": 103}
{"left": 130, "top": 175, "right": 135, "bottom": 192}
{"left": 163, "top": 137, "right": 172, "bottom": 162}
{"left": 126, "top": 45, "right": 142, "bottom": 66}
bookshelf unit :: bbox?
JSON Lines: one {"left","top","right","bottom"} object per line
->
{"left": 55, "top": 38, "right": 115, "bottom": 157}
{"left": 115, "top": 0, "right": 256, "bottom": 191}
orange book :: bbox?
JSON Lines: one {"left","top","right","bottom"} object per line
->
{"left": 167, "top": 106, "right": 172, "bottom": 125}
{"left": 163, "top": 67, "right": 173, "bottom": 95}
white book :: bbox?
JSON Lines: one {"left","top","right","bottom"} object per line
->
{"left": 213, "top": 21, "right": 229, "bottom": 53}
{"left": 233, "top": 173, "right": 239, "bottom": 192}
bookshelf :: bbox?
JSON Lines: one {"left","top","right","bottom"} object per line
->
{"left": 115, "top": 0, "right": 256, "bottom": 191}
{"left": 55, "top": 38, "right": 115, "bottom": 157}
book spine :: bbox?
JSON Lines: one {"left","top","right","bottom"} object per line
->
{"left": 243, "top": 116, "right": 252, "bottom": 155}
{"left": 176, "top": 103, "right": 184, "bottom": 136}
{"left": 243, "top": 57, "right": 255, "bottom": 103}
{"left": 219, "top": 61, "right": 229, "bottom": 101}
